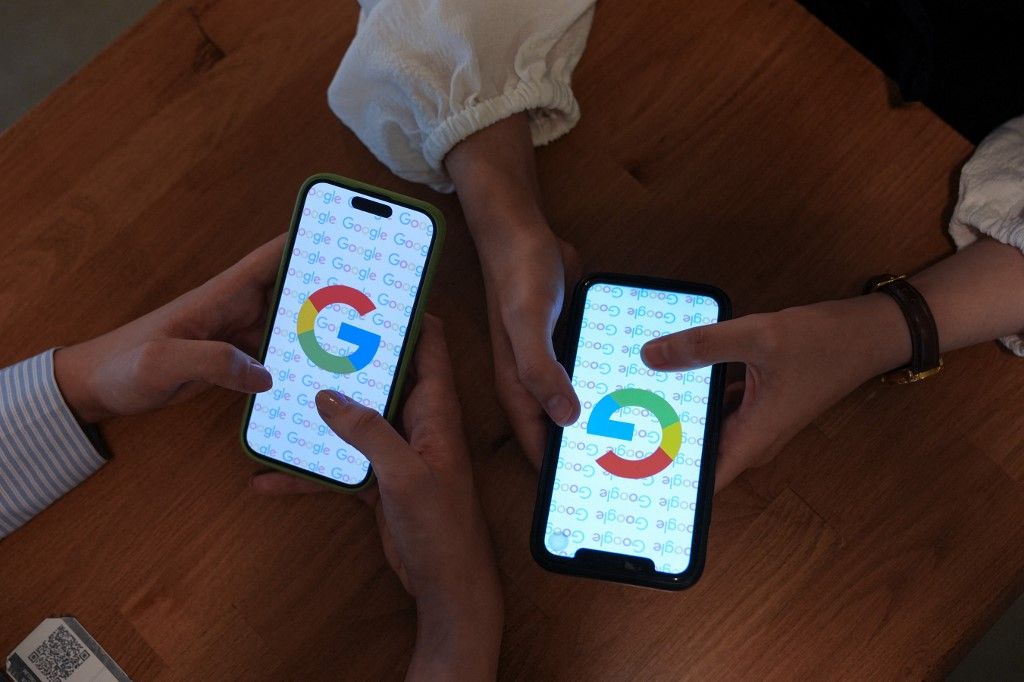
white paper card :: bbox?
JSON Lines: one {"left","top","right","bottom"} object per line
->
{"left": 6, "top": 617, "right": 129, "bottom": 682}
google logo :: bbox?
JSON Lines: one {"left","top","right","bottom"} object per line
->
{"left": 587, "top": 388, "right": 682, "bottom": 479}
{"left": 296, "top": 285, "right": 381, "bottom": 374}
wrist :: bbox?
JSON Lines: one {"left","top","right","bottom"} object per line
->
{"left": 474, "top": 222, "right": 559, "bottom": 281}
{"left": 444, "top": 113, "right": 553, "bottom": 255}
{"left": 410, "top": 583, "right": 503, "bottom": 680}
{"left": 53, "top": 344, "right": 108, "bottom": 423}
{"left": 455, "top": 170, "right": 552, "bottom": 260}
{"left": 831, "top": 292, "right": 914, "bottom": 380}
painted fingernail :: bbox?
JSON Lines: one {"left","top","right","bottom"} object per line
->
{"left": 641, "top": 341, "right": 666, "bottom": 368}
{"left": 546, "top": 395, "right": 573, "bottom": 425}
{"left": 249, "top": 359, "right": 273, "bottom": 391}
{"left": 315, "top": 389, "right": 349, "bottom": 417}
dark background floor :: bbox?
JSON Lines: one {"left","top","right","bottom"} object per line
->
{"left": 1, "top": 0, "right": 1021, "bottom": 677}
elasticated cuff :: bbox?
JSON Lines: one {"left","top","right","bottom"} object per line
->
{"left": 421, "top": 78, "right": 581, "bottom": 193}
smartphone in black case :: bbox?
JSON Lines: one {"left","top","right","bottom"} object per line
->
{"left": 531, "top": 273, "right": 730, "bottom": 590}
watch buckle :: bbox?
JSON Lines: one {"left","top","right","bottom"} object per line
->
{"left": 881, "top": 358, "right": 944, "bottom": 385}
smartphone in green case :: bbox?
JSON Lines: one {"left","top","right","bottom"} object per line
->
{"left": 241, "top": 174, "right": 445, "bottom": 491}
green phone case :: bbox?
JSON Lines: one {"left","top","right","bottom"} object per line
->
{"left": 239, "top": 173, "right": 446, "bottom": 492}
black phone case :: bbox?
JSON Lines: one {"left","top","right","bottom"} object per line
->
{"left": 530, "top": 273, "right": 731, "bottom": 590}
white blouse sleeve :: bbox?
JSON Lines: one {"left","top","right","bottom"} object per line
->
{"left": 949, "top": 115, "right": 1024, "bottom": 356}
{"left": 328, "top": 0, "right": 596, "bottom": 193}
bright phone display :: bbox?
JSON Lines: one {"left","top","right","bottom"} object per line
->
{"left": 532, "top": 274, "right": 730, "bottom": 590}
{"left": 242, "top": 175, "right": 442, "bottom": 490}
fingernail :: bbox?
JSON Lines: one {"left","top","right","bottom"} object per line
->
{"left": 315, "top": 389, "right": 349, "bottom": 417}
{"left": 545, "top": 395, "right": 573, "bottom": 425}
{"left": 249, "top": 359, "right": 273, "bottom": 391}
{"left": 642, "top": 340, "right": 667, "bottom": 368}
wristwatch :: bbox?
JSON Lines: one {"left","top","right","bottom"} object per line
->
{"left": 864, "top": 274, "right": 943, "bottom": 384}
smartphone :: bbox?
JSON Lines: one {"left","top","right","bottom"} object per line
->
{"left": 531, "top": 274, "right": 730, "bottom": 590}
{"left": 241, "top": 173, "right": 444, "bottom": 491}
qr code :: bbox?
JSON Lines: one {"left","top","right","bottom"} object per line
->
{"left": 27, "top": 625, "right": 90, "bottom": 682}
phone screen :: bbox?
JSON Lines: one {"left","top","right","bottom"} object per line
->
{"left": 541, "top": 280, "right": 722, "bottom": 576}
{"left": 245, "top": 180, "right": 437, "bottom": 487}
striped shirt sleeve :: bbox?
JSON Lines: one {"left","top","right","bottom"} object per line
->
{"left": 0, "top": 350, "right": 107, "bottom": 539}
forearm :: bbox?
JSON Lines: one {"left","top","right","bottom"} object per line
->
{"left": 908, "top": 238, "right": 1024, "bottom": 352}
{"left": 444, "top": 113, "right": 552, "bottom": 258}
{"left": 832, "top": 238, "right": 1024, "bottom": 383}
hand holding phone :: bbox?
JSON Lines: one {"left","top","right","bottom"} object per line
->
{"left": 642, "top": 295, "right": 910, "bottom": 491}
{"left": 242, "top": 174, "right": 444, "bottom": 490}
{"left": 532, "top": 274, "right": 730, "bottom": 590}
{"left": 250, "top": 317, "right": 504, "bottom": 679}
{"left": 54, "top": 235, "right": 284, "bottom": 424}
{"left": 480, "top": 233, "right": 583, "bottom": 465}
{"left": 444, "top": 113, "right": 582, "bottom": 467}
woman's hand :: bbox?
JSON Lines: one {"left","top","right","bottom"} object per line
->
{"left": 480, "top": 229, "right": 581, "bottom": 467}
{"left": 642, "top": 238, "right": 1024, "bottom": 491}
{"left": 445, "top": 113, "right": 581, "bottom": 466}
{"left": 251, "top": 317, "right": 503, "bottom": 680}
{"left": 642, "top": 294, "right": 912, "bottom": 490}
{"left": 54, "top": 236, "right": 285, "bottom": 423}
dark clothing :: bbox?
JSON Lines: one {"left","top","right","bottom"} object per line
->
{"left": 798, "top": 0, "right": 1024, "bottom": 143}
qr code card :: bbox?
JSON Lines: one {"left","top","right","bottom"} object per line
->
{"left": 6, "top": 617, "right": 129, "bottom": 682}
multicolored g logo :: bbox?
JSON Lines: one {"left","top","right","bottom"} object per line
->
{"left": 297, "top": 285, "right": 381, "bottom": 374}
{"left": 587, "top": 388, "right": 682, "bottom": 479}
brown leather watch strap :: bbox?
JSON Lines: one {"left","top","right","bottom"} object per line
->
{"left": 864, "top": 274, "right": 943, "bottom": 384}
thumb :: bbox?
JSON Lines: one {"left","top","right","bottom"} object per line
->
{"left": 711, "top": 373, "right": 778, "bottom": 492}
{"left": 505, "top": 322, "right": 580, "bottom": 427}
{"left": 714, "top": 413, "right": 758, "bottom": 492}
{"left": 712, "top": 409, "right": 778, "bottom": 492}
{"left": 136, "top": 339, "right": 272, "bottom": 394}
{"left": 314, "top": 390, "right": 420, "bottom": 488}
{"left": 641, "top": 318, "right": 756, "bottom": 372}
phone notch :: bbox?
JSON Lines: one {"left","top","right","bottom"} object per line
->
{"left": 351, "top": 195, "right": 393, "bottom": 218}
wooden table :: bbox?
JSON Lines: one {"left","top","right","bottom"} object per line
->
{"left": 3, "top": 0, "right": 1023, "bottom": 678}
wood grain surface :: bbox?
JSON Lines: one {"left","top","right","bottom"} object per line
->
{"left": 2, "top": 0, "right": 1022, "bottom": 679}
